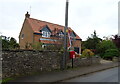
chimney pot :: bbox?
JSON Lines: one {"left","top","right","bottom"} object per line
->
{"left": 25, "top": 11, "right": 30, "bottom": 18}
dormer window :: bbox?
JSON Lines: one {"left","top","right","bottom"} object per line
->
{"left": 59, "top": 31, "right": 64, "bottom": 37}
{"left": 41, "top": 25, "right": 51, "bottom": 37}
{"left": 42, "top": 31, "right": 51, "bottom": 37}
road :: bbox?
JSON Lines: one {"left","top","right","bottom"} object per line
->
{"left": 63, "top": 67, "right": 118, "bottom": 82}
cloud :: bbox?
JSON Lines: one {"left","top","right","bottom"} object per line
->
{"left": 0, "top": 0, "right": 119, "bottom": 42}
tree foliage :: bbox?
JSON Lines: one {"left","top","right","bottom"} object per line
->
{"left": 82, "top": 30, "right": 102, "bottom": 53}
{"left": 82, "top": 31, "right": 120, "bottom": 59}
{"left": 103, "top": 49, "right": 120, "bottom": 60}
{"left": 96, "top": 40, "right": 117, "bottom": 57}
{"left": 9, "top": 37, "right": 19, "bottom": 49}
{"left": 112, "top": 35, "right": 120, "bottom": 49}
{"left": 1, "top": 36, "right": 19, "bottom": 50}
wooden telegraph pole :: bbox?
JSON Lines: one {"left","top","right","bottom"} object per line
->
{"left": 61, "top": 0, "right": 69, "bottom": 70}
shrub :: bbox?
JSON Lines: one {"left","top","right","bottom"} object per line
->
{"left": 103, "top": 49, "right": 120, "bottom": 60}
{"left": 81, "top": 49, "right": 94, "bottom": 58}
{"left": 32, "top": 42, "right": 43, "bottom": 50}
{"left": 44, "top": 44, "right": 63, "bottom": 51}
{"left": 96, "top": 40, "right": 117, "bottom": 58}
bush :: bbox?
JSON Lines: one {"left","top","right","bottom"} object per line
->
{"left": 44, "top": 44, "right": 63, "bottom": 51}
{"left": 81, "top": 49, "right": 94, "bottom": 58}
{"left": 103, "top": 49, "right": 120, "bottom": 60}
{"left": 32, "top": 42, "right": 43, "bottom": 50}
{"left": 96, "top": 40, "right": 117, "bottom": 58}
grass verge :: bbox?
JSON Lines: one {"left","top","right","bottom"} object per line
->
{"left": 0, "top": 78, "right": 14, "bottom": 84}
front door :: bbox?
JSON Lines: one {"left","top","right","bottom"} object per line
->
{"left": 74, "top": 47, "right": 79, "bottom": 54}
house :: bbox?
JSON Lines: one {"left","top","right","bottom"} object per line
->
{"left": 19, "top": 12, "right": 82, "bottom": 53}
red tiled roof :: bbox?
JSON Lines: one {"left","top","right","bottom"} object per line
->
{"left": 27, "top": 18, "right": 81, "bottom": 39}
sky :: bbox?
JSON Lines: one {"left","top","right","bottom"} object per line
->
{"left": 0, "top": 0, "right": 119, "bottom": 42}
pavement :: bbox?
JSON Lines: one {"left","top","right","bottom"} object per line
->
{"left": 6, "top": 59, "right": 118, "bottom": 83}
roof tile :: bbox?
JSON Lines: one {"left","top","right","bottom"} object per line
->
{"left": 27, "top": 18, "right": 81, "bottom": 39}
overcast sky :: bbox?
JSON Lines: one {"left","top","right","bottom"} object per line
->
{"left": 0, "top": 0, "right": 119, "bottom": 42}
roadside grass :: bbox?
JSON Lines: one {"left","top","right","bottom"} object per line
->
{"left": 0, "top": 78, "right": 14, "bottom": 84}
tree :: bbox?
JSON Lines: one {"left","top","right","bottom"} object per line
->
{"left": 96, "top": 40, "right": 117, "bottom": 58}
{"left": 82, "top": 30, "right": 102, "bottom": 54}
{"left": 9, "top": 37, "right": 19, "bottom": 49}
{"left": 2, "top": 36, "right": 19, "bottom": 50}
{"left": 112, "top": 35, "right": 120, "bottom": 49}
{"left": 2, "top": 36, "right": 10, "bottom": 49}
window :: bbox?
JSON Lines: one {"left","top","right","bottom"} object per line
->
{"left": 59, "top": 32, "right": 64, "bottom": 37}
{"left": 21, "top": 34, "right": 24, "bottom": 39}
{"left": 42, "top": 31, "right": 45, "bottom": 37}
{"left": 40, "top": 38, "right": 57, "bottom": 41}
{"left": 42, "top": 31, "right": 51, "bottom": 37}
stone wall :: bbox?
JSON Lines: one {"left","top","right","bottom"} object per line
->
{"left": 2, "top": 50, "right": 62, "bottom": 79}
{"left": 73, "top": 57, "right": 100, "bottom": 67}
{"left": 66, "top": 55, "right": 100, "bottom": 68}
{"left": 2, "top": 50, "right": 100, "bottom": 79}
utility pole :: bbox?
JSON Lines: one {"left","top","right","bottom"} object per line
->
{"left": 61, "top": 0, "right": 69, "bottom": 70}
{"left": 118, "top": 2, "right": 120, "bottom": 36}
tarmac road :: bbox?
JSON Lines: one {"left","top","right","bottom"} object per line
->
{"left": 63, "top": 67, "right": 118, "bottom": 82}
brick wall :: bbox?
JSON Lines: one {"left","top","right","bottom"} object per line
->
{"left": 33, "top": 34, "right": 41, "bottom": 43}
{"left": 19, "top": 19, "right": 34, "bottom": 49}
{"left": 72, "top": 40, "right": 81, "bottom": 53}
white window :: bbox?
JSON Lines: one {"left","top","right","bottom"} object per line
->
{"left": 47, "top": 32, "right": 51, "bottom": 37}
{"left": 42, "top": 31, "right": 51, "bottom": 37}
{"left": 42, "top": 31, "right": 46, "bottom": 37}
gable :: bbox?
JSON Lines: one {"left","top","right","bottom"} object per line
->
{"left": 19, "top": 19, "right": 33, "bottom": 38}
{"left": 41, "top": 25, "right": 51, "bottom": 32}
{"left": 19, "top": 18, "right": 34, "bottom": 48}
{"left": 71, "top": 32, "right": 76, "bottom": 37}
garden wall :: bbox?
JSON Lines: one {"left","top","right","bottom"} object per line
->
{"left": 2, "top": 50, "right": 100, "bottom": 79}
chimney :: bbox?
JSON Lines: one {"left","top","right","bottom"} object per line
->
{"left": 25, "top": 11, "right": 30, "bottom": 18}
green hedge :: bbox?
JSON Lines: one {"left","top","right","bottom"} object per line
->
{"left": 103, "top": 49, "right": 120, "bottom": 60}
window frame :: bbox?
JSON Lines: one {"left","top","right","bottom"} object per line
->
{"left": 42, "top": 31, "right": 51, "bottom": 37}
